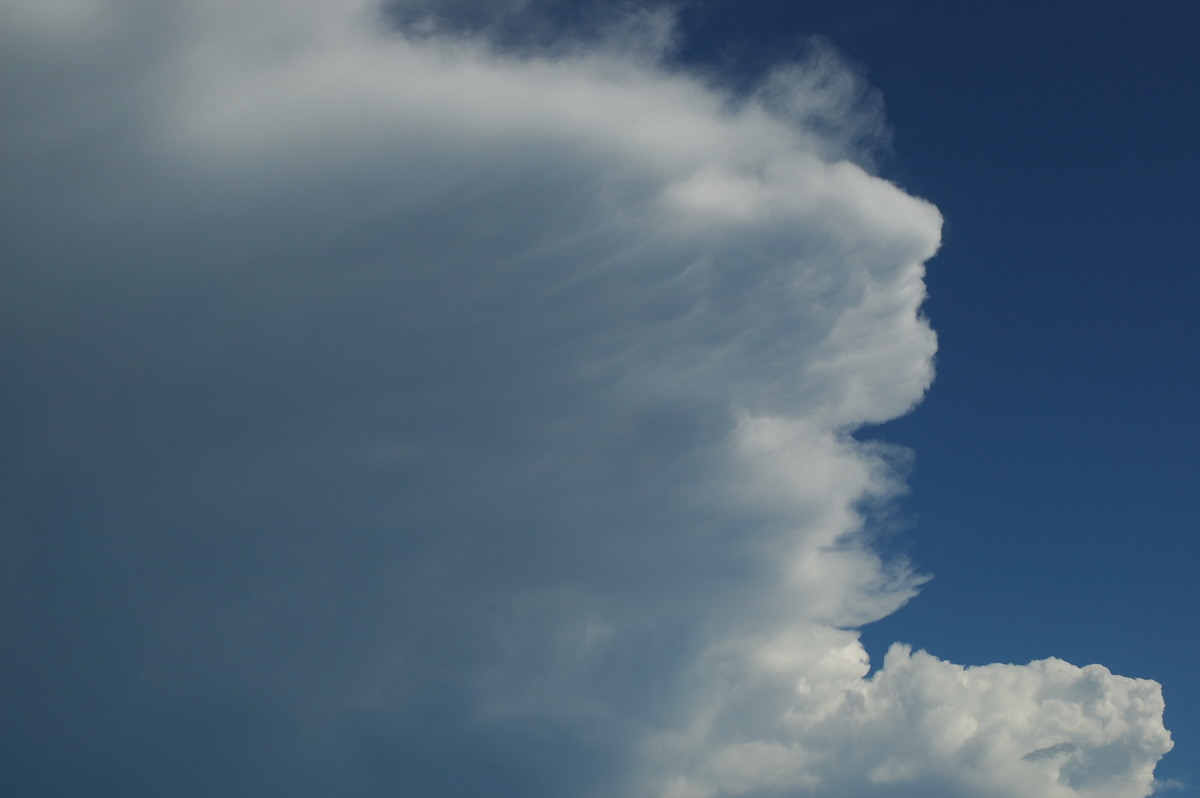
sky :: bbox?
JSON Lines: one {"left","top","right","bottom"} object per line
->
{"left": 1, "top": 1, "right": 1195, "bottom": 796}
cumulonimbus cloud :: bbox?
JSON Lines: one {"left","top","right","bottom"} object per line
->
{"left": 0, "top": 1, "right": 1172, "bottom": 796}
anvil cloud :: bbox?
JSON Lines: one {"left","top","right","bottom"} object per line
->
{"left": 0, "top": 1, "right": 1172, "bottom": 796}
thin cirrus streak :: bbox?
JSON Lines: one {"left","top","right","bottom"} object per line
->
{"left": 0, "top": 1, "right": 1172, "bottom": 796}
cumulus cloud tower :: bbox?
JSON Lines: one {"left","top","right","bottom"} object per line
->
{"left": 0, "top": 0, "right": 1172, "bottom": 796}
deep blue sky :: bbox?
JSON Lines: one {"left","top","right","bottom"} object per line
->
{"left": 674, "top": 0, "right": 1199, "bottom": 789}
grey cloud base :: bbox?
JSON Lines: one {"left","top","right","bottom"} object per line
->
{"left": 0, "top": 1, "right": 1172, "bottom": 796}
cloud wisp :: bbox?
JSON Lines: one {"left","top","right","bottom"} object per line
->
{"left": 0, "top": 1, "right": 1172, "bottom": 796}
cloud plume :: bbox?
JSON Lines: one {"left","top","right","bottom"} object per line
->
{"left": 0, "top": 1, "right": 1172, "bottom": 796}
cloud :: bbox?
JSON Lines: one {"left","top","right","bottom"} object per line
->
{"left": 0, "top": 1, "right": 1171, "bottom": 796}
{"left": 650, "top": 644, "right": 1172, "bottom": 798}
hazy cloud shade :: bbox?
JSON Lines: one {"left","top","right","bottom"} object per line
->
{"left": 0, "top": 1, "right": 1172, "bottom": 796}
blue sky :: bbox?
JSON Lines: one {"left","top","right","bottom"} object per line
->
{"left": 735, "top": 2, "right": 1198, "bottom": 790}
{"left": 2, "top": 1, "right": 1194, "bottom": 796}
{"left": 690, "top": 4, "right": 1200, "bottom": 790}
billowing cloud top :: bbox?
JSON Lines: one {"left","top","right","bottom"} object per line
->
{"left": 0, "top": 1, "right": 1172, "bottom": 796}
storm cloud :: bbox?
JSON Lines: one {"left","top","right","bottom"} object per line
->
{"left": 0, "top": 1, "right": 1172, "bottom": 796}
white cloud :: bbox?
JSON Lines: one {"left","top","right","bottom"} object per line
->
{"left": 0, "top": 1, "right": 1172, "bottom": 796}
{"left": 649, "top": 642, "right": 1172, "bottom": 798}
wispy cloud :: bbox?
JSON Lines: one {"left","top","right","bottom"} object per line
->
{"left": 0, "top": 1, "right": 1171, "bottom": 795}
